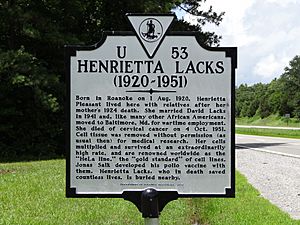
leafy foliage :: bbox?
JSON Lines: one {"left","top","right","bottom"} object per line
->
{"left": 280, "top": 56, "right": 300, "bottom": 118}
{"left": 0, "top": 0, "right": 224, "bottom": 161}
{"left": 0, "top": 48, "right": 63, "bottom": 160}
{"left": 174, "top": 0, "right": 224, "bottom": 46}
{"left": 236, "top": 55, "right": 300, "bottom": 120}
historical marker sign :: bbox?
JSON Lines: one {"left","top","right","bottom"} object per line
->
{"left": 66, "top": 14, "right": 236, "bottom": 200}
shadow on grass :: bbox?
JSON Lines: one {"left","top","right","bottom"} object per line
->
{"left": 0, "top": 154, "right": 65, "bottom": 163}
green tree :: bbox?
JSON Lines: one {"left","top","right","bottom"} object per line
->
{"left": 236, "top": 84, "right": 261, "bottom": 117}
{"left": 0, "top": 48, "right": 62, "bottom": 160}
{"left": 174, "top": 0, "right": 224, "bottom": 46}
{"left": 265, "top": 78, "right": 284, "bottom": 115}
{"left": 0, "top": 0, "right": 224, "bottom": 160}
{"left": 280, "top": 56, "right": 300, "bottom": 119}
{"left": 253, "top": 83, "right": 270, "bottom": 118}
{"left": 235, "top": 56, "right": 300, "bottom": 120}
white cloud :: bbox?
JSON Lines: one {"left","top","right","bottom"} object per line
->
{"left": 266, "top": 0, "right": 298, "bottom": 7}
{"left": 184, "top": 0, "right": 300, "bottom": 85}
{"left": 254, "top": 54, "right": 289, "bottom": 79}
{"left": 184, "top": 0, "right": 257, "bottom": 47}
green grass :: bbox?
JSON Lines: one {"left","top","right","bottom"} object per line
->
{"left": 1, "top": 160, "right": 300, "bottom": 224}
{"left": 0, "top": 160, "right": 195, "bottom": 225}
{"left": 194, "top": 172, "right": 300, "bottom": 225}
{"left": 236, "top": 115, "right": 300, "bottom": 138}
{"left": 236, "top": 115, "right": 300, "bottom": 128}
{"left": 236, "top": 127, "right": 300, "bottom": 139}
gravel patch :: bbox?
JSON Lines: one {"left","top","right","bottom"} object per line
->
{"left": 236, "top": 148, "right": 300, "bottom": 220}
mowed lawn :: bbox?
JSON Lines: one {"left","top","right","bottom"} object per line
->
{"left": 1, "top": 159, "right": 299, "bottom": 224}
{"left": 236, "top": 127, "right": 300, "bottom": 139}
{"left": 0, "top": 160, "right": 195, "bottom": 225}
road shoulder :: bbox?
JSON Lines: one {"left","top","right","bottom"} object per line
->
{"left": 236, "top": 149, "right": 300, "bottom": 220}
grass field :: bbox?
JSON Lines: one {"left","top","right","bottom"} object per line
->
{"left": 236, "top": 115, "right": 300, "bottom": 128}
{"left": 236, "top": 115, "right": 300, "bottom": 138}
{"left": 236, "top": 127, "right": 300, "bottom": 139}
{"left": 0, "top": 160, "right": 197, "bottom": 225}
{"left": 1, "top": 160, "right": 300, "bottom": 224}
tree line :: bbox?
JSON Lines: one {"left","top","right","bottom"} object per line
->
{"left": 236, "top": 55, "right": 300, "bottom": 119}
{"left": 0, "top": 0, "right": 224, "bottom": 160}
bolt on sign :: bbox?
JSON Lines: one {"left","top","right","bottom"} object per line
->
{"left": 65, "top": 14, "right": 237, "bottom": 211}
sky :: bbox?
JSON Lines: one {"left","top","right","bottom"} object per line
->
{"left": 181, "top": 0, "right": 300, "bottom": 85}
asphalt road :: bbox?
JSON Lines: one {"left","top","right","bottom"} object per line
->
{"left": 235, "top": 134, "right": 300, "bottom": 219}
{"left": 236, "top": 125, "right": 300, "bottom": 130}
{"left": 236, "top": 134, "right": 300, "bottom": 158}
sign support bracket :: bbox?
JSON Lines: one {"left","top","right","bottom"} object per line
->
{"left": 141, "top": 188, "right": 159, "bottom": 225}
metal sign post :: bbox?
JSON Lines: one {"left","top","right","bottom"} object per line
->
{"left": 142, "top": 188, "right": 159, "bottom": 225}
{"left": 145, "top": 218, "right": 159, "bottom": 225}
{"left": 65, "top": 13, "right": 237, "bottom": 223}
